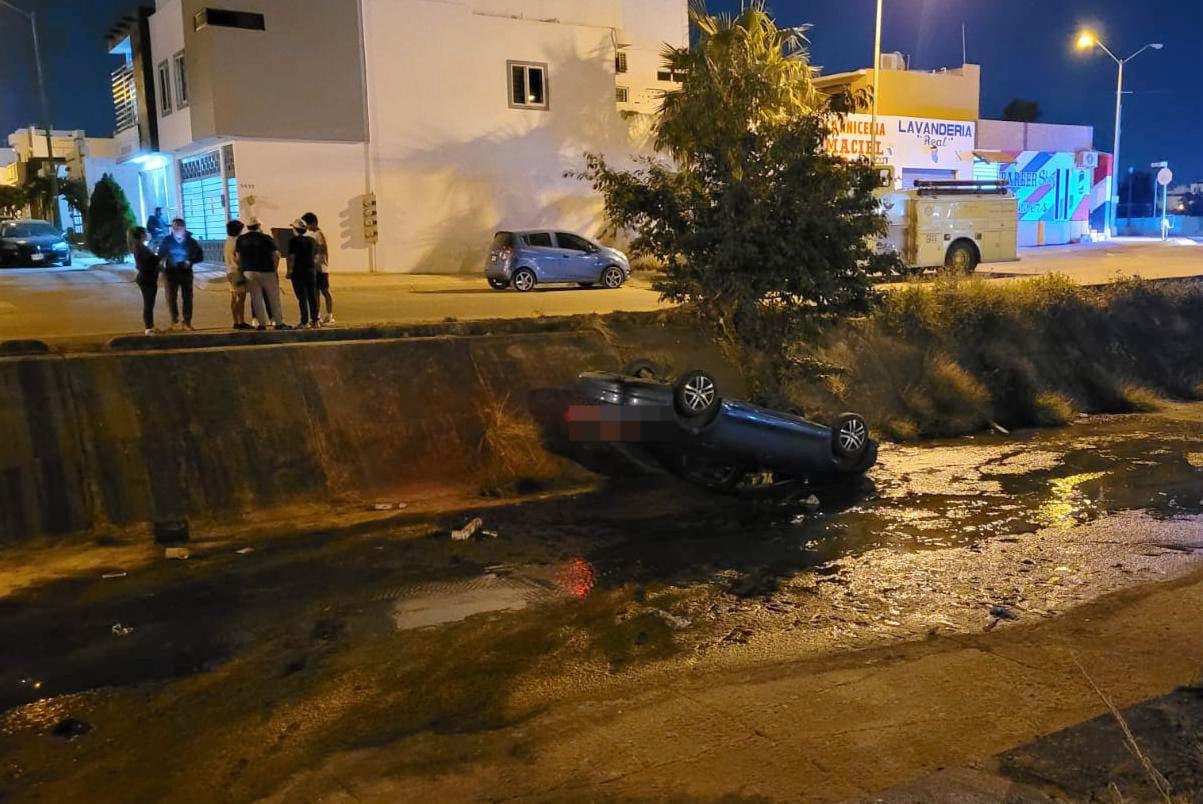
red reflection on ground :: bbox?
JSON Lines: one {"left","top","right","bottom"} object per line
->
{"left": 556, "top": 558, "right": 597, "bottom": 598}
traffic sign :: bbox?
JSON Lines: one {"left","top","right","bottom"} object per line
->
{"left": 1157, "top": 168, "right": 1173, "bottom": 187}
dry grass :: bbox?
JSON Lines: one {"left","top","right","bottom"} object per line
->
{"left": 1120, "top": 384, "right": 1165, "bottom": 413}
{"left": 473, "top": 395, "right": 574, "bottom": 497}
{"left": 1032, "top": 392, "right": 1075, "bottom": 427}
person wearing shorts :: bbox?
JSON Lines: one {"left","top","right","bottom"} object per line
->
{"left": 224, "top": 219, "right": 252, "bottom": 330}
{"left": 303, "top": 212, "right": 334, "bottom": 324}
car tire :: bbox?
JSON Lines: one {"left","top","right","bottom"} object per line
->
{"left": 943, "top": 240, "right": 978, "bottom": 275}
{"left": 601, "top": 266, "right": 625, "bottom": 289}
{"left": 511, "top": 268, "right": 537, "bottom": 292}
{"left": 487, "top": 278, "right": 509, "bottom": 290}
{"left": 624, "top": 358, "right": 661, "bottom": 380}
{"left": 832, "top": 413, "right": 870, "bottom": 461}
{"left": 673, "top": 369, "right": 719, "bottom": 419}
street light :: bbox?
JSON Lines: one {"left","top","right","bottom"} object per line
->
{"left": 0, "top": 0, "right": 60, "bottom": 228}
{"left": 1075, "top": 29, "right": 1164, "bottom": 238}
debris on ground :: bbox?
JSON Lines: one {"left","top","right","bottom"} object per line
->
{"left": 50, "top": 718, "right": 92, "bottom": 740}
{"left": 646, "top": 608, "right": 692, "bottom": 630}
{"left": 111, "top": 623, "right": 135, "bottom": 637}
{"left": 153, "top": 519, "right": 189, "bottom": 545}
{"left": 989, "top": 420, "right": 1011, "bottom": 435}
{"left": 164, "top": 547, "right": 190, "bottom": 560}
{"left": 802, "top": 494, "right": 821, "bottom": 511}
{"left": 1186, "top": 453, "right": 1203, "bottom": 469}
{"left": 989, "top": 605, "right": 1019, "bottom": 621}
{"left": 101, "top": 571, "right": 127, "bottom": 579}
{"left": 235, "top": 547, "right": 254, "bottom": 555}
{"left": 481, "top": 530, "right": 499, "bottom": 539}
{"left": 371, "top": 502, "right": 409, "bottom": 511}
{"left": 451, "top": 517, "right": 484, "bottom": 541}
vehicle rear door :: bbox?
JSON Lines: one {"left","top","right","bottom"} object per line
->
{"left": 554, "top": 232, "right": 601, "bottom": 281}
{"left": 520, "top": 232, "right": 561, "bottom": 280}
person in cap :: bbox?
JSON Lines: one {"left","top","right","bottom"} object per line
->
{"left": 157, "top": 217, "right": 204, "bottom": 330}
{"left": 235, "top": 217, "right": 290, "bottom": 330}
{"left": 286, "top": 217, "right": 320, "bottom": 327}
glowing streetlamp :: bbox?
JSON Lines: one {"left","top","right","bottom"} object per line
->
{"left": 1075, "top": 29, "right": 1164, "bottom": 238}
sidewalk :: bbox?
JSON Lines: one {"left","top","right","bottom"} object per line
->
{"left": 985, "top": 236, "right": 1203, "bottom": 282}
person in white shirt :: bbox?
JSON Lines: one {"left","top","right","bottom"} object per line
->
{"left": 302, "top": 212, "right": 334, "bottom": 324}
{"left": 224, "top": 219, "right": 252, "bottom": 330}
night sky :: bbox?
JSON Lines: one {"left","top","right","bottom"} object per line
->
{"left": 2, "top": 0, "right": 1201, "bottom": 182}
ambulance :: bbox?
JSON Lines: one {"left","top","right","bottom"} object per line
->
{"left": 874, "top": 166, "right": 1019, "bottom": 274}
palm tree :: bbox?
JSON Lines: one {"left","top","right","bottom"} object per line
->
{"left": 655, "top": 0, "right": 824, "bottom": 176}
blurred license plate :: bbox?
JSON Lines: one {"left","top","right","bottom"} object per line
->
{"left": 31, "top": 253, "right": 44, "bottom": 261}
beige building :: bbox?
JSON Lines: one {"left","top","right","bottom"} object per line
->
{"left": 107, "top": 0, "right": 687, "bottom": 271}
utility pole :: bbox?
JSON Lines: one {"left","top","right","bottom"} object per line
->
{"left": 870, "top": 0, "right": 883, "bottom": 164}
{"left": 1, "top": 0, "right": 61, "bottom": 228}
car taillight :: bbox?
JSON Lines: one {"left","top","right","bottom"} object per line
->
{"left": 500, "top": 246, "right": 513, "bottom": 260}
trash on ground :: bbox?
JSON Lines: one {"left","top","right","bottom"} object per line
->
{"left": 235, "top": 547, "right": 254, "bottom": 555}
{"left": 372, "top": 502, "right": 409, "bottom": 511}
{"left": 50, "top": 718, "right": 92, "bottom": 739}
{"left": 1186, "top": 453, "right": 1203, "bottom": 469}
{"left": 164, "top": 547, "right": 190, "bottom": 560}
{"left": 451, "top": 517, "right": 484, "bottom": 541}
{"left": 989, "top": 420, "right": 1010, "bottom": 435}
{"left": 802, "top": 494, "right": 821, "bottom": 510}
{"left": 481, "top": 530, "right": 499, "bottom": 539}
{"left": 111, "top": 622, "right": 135, "bottom": 637}
{"left": 989, "top": 605, "right": 1019, "bottom": 621}
{"left": 646, "top": 608, "right": 692, "bottom": 630}
{"left": 101, "top": 571, "right": 127, "bottom": 579}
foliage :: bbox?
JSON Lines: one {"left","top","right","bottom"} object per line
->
{"left": 0, "top": 185, "right": 25, "bottom": 218}
{"left": 775, "top": 276, "right": 1203, "bottom": 439}
{"left": 59, "top": 178, "right": 90, "bottom": 222}
{"left": 1001, "top": 98, "right": 1041, "bottom": 123}
{"left": 575, "top": 0, "right": 897, "bottom": 355}
{"left": 85, "top": 174, "right": 136, "bottom": 262}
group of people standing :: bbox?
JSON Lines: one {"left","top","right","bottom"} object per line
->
{"left": 128, "top": 209, "right": 335, "bottom": 334}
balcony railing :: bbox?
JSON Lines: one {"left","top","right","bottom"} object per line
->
{"left": 111, "top": 61, "right": 138, "bottom": 134}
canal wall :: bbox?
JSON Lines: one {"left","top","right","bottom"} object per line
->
{"left": 0, "top": 330, "right": 630, "bottom": 544}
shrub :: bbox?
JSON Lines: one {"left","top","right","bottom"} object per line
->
{"left": 474, "top": 396, "right": 571, "bottom": 497}
{"left": 84, "top": 174, "right": 136, "bottom": 262}
{"left": 1119, "top": 384, "right": 1164, "bottom": 413}
{"left": 1032, "top": 392, "right": 1075, "bottom": 427}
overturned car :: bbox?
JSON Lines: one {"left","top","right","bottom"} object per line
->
{"left": 564, "top": 364, "right": 877, "bottom": 490}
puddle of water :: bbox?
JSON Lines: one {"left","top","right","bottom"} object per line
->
{"left": 391, "top": 575, "right": 546, "bottom": 630}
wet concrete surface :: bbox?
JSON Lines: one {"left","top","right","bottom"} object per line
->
{"left": 1, "top": 405, "right": 1203, "bottom": 801}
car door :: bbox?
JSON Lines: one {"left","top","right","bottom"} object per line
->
{"left": 520, "top": 232, "right": 561, "bottom": 280}
{"left": 554, "top": 232, "right": 600, "bottom": 281}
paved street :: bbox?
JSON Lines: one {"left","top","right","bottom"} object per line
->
{"left": 2, "top": 405, "right": 1202, "bottom": 800}
{"left": 0, "top": 238, "right": 1199, "bottom": 342}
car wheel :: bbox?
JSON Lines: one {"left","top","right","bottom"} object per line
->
{"left": 675, "top": 454, "right": 744, "bottom": 492}
{"left": 601, "top": 266, "right": 625, "bottom": 289}
{"left": 511, "top": 268, "right": 536, "bottom": 292}
{"left": 488, "top": 278, "right": 509, "bottom": 290}
{"left": 673, "top": 369, "right": 719, "bottom": 419}
{"left": 623, "top": 358, "right": 661, "bottom": 380}
{"left": 943, "top": 240, "right": 978, "bottom": 275}
{"left": 832, "top": 413, "right": 870, "bottom": 461}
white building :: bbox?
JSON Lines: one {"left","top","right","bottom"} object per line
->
{"left": 108, "top": 0, "right": 687, "bottom": 270}
{"left": 1, "top": 127, "right": 141, "bottom": 234}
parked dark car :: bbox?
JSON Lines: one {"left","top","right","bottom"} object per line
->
{"left": 0, "top": 219, "right": 72, "bottom": 267}
{"left": 567, "top": 365, "right": 877, "bottom": 490}
{"left": 485, "top": 230, "right": 629, "bottom": 292}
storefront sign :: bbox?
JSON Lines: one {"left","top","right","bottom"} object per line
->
{"left": 825, "top": 114, "right": 976, "bottom": 175}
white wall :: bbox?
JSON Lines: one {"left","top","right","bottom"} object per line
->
{"left": 232, "top": 139, "right": 372, "bottom": 271}
{"left": 362, "top": 0, "right": 672, "bottom": 273}
{"left": 149, "top": 0, "right": 193, "bottom": 153}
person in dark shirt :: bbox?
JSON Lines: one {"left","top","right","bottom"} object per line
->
{"left": 156, "top": 218, "right": 204, "bottom": 330}
{"left": 128, "top": 226, "right": 159, "bottom": 335}
{"left": 146, "top": 207, "right": 168, "bottom": 243}
{"left": 286, "top": 218, "right": 320, "bottom": 327}
{"left": 235, "top": 217, "right": 289, "bottom": 330}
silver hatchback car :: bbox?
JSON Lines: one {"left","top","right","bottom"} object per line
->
{"left": 485, "top": 230, "right": 630, "bottom": 292}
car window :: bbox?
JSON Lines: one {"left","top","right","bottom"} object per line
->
{"left": 523, "top": 232, "right": 553, "bottom": 248}
{"left": 3, "top": 222, "right": 60, "bottom": 238}
{"left": 555, "top": 233, "right": 593, "bottom": 253}
{"left": 490, "top": 231, "right": 514, "bottom": 249}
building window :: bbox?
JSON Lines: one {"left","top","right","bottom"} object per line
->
{"left": 508, "top": 61, "right": 548, "bottom": 110}
{"left": 615, "top": 86, "right": 630, "bottom": 103}
{"left": 193, "top": 8, "right": 266, "bottom": 31}
{"left": 111, "top": 60, "right": 138, "bottom": 133}
{"left": 157, "top": 60, "right": 172, "bottom": 116}
{"left": 657, "top": 69, "right": 686, "bottom": 83}
{"left": 173, "top": 51, "right": 189, "bottom": 109}
{"left": 615, "top": 51, "right": 628, "bottom": 74}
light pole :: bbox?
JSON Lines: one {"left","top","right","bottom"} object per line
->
{"left": 870, "top": 0, "right": 884, "bottom": 164}
{"left": 1, "top": 0, "right": 60, "bottom": 228}
{"left": 1075, "top": 31, "right": 1163, "bottom": 239}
